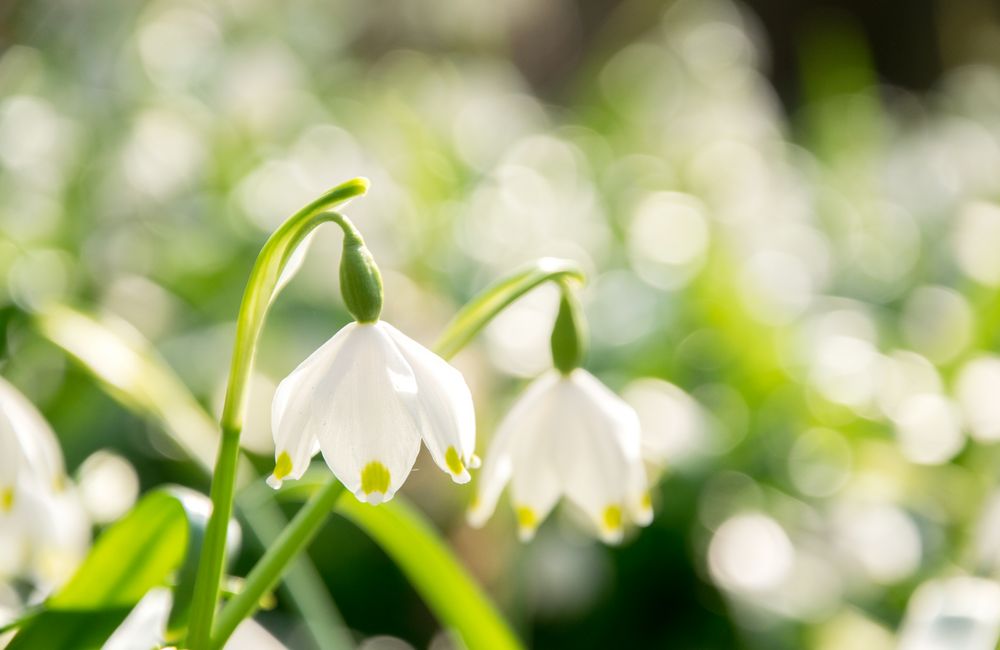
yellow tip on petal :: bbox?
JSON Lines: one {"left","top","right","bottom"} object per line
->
{"left": 361, "top": 461, "right": 391, "bottom": 496}
{"left": 445, "top": 446, "right": 465, "bottom": 476}
{"left": 1, "top": 486, "right": 13, "bottom": 512}
{"left": 273, "top": 451, "right": 293, "bottom": 482}
{"left": 516, "top": 505, "right": 538, "bottom": 540}
{"left": 602, "top": 504, "right": 623, "bottom": 533}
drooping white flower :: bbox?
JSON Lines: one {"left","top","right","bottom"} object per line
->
{"left": 268, "top": 320, "right": 477, "bottom": 504}
{"left": 468, "top": 369, "right": 652, "bottom": 543}
{"left": 0, "top": 376, "right": 90, "bottom": 593}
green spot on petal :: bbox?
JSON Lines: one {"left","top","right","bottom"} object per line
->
{"left": 602, "top": 504, "right": 622, "bottom": 532}
{"left": 1, "top": 486, "right": 13, "bottom": 512}
{"left": 640, "top": 492, "right": 652, "bottom": 510}
{"left": 273, "top": 451, "right": 293, "bottom": 481}
{"left": 361, "top": 461, "right": 391, "bottom": 495}
{"left": 445, "top": 446, "right": 465, "bottom": 475}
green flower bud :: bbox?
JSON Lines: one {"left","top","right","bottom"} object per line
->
{"left": 334, "top": 213, "right": 383, "bottom": 323}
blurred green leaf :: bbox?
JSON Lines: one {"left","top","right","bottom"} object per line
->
{"left": 337, "top": 496, "right": 523, "bottom": 650}
{"left": 434, "top": 257, "right": 585, "bottom": 360}
{"left": 8, "top": 488, "right": 208, "bottom": 649}
{"left": 4, "top": 609, "right": 133, "bottom": 650}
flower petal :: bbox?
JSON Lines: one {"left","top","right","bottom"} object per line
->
{"left": 509, "top": 430, "right": 562, "bottom": 542}
{"left": 468, "top": 372, "right": 560, "bottom": 529}
{"left": 627, "top": 462, "right": 654, "bottom": 527}
{"left": 269, "top": 323, "right": 358, "bottom": 487}
{"left": 380, "top": 322, "right": 477, "bottom": 483}
{"left": 557, "top": 370, "right": 642, "bottom": 543}
{"left": 0, "top": 376, "right": 66, "bottom": 493}
{"left": 313, "top": 324, "right": 423, "bottom": 504}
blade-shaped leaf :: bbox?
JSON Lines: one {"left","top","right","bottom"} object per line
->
{"left": 337, "top": 496, "right": 523, "bottom": 650}
{"left": 7, "top": 487, "right": 209, "bottom": 650}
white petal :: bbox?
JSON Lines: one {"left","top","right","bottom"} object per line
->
{"left": 627, "top": 462, "right": 654, "bottom": 527}
{"left": 313, "top": 324, "right": 423, "bottom": 503}
{"left": 380, "top": 322, "right": 477, "bottom": 483}
{"left": 0, "top": 376, "right": 66, "bottom": 494}
{"left": 467, "top": 373, "right": 560, "bottom": 535}
{"left": 571, "top": 371, "right": 652, "bottom": 525}
{"left": 103, "top": 587, "right": 172, "bottom": 650}
{"left": 509, "top": 427, "right": 562, "bottom": 542}
{"left": 557, "top": 371, "right": 643, "bottom": 543}
{"left": 268, "top": 324, "right": 357, "bottom": 487}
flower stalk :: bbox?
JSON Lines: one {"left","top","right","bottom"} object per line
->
{"left": 210, "top": 479, "right": 345, "bottom": 650}
{"left": 186, "top": 178, "right": 369, "bottom": 650}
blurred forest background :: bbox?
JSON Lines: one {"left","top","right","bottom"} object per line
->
{"left": 4, "top": 0, "right": 1000, "bottom": 648}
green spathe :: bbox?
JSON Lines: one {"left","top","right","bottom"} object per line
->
{"left": 550, "top": 285, "right": 587, "bottom": 374}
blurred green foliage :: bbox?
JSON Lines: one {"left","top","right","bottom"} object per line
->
{"left": 5, "top": 0, "right": 1000, "bottom": 648}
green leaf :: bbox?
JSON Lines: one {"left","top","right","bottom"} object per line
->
{"left": 337, "top": 496, "right": 524, "bottom": 650}
{"left": 4, "top": 609, "right": 133, "bottom": 650}
{"left": 7, "top": 488, "right": 209, "bottom": 650}
{"left": 434, "top": 257, "right": 585, "bottom": 360}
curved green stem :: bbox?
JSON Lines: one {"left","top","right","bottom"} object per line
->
{"left": 187, "top": 178, "right": 369, "bottom": 650}
{"left": 211, "top": 480, "right": 346, "bottom": 649}
{"left": 434, "top": 257, "right": 585, "bottom": 359}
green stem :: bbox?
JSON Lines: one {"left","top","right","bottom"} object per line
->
{"left": 187, "top": 178, "right": 369, "bottom": 650}
{"left": 211, "top": 480, "right": 346, "bottom": 649}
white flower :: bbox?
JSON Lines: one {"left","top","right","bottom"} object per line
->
{"left": 468, "top": 369, "right": 652, "bottom": 543}
{"left": 0, "top": 376, "right": 90, "bottom": 593}
{"left": 105, "top": 587, "right": 289, "bottom": 650}
{"left": 0, "top": 377, "right": 67, "bottom": 506}
{"left": 268, "top": 321, "right": 477, "bottom": 504}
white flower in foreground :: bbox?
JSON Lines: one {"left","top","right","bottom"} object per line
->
{"left": 268, "top": 321, "right": 477, "bottom": 504}
{"left": 468, "top": 369, "right": 652, "bottom": 543}
{"left": 0, "top": 377, "right": 66, "bottom": 506}
{"left": 0, "top": 376, "right": 90, "bottom": 593}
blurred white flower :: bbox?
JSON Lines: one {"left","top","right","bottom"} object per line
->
{"left": 468, "top": 369, "right": 652, "bottom": 544}
{"left": 897, "top": 576, "right": 1000, "bottom": 650}
{"left": 105, "top": 587, "right": 289, "bottom": 650}
{"left": 0, "top": 376, "right": 89, "bottom": 593}
{"left": 268, "top": 321, "right": 477, "bottom": 505}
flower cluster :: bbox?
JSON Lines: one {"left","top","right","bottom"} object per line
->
{"left": 267, "top": 218, "right": 657, "bottom": 543}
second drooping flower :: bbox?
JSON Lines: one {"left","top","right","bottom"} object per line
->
{"left": 267, "top": 211, "right": 476, "bottom": 504}
{"left": 468, "top": 285, "right": 654, "bottom": 543}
